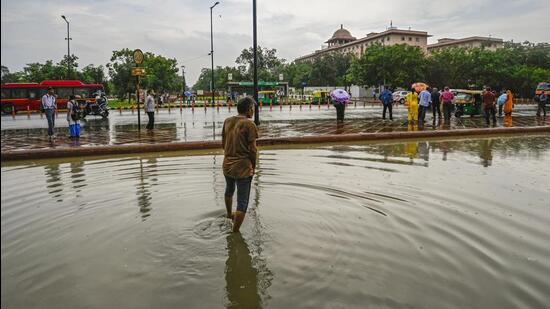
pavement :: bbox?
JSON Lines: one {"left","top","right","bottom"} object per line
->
{"left": 1, "top": 104, "right": 549, "bottom": 152}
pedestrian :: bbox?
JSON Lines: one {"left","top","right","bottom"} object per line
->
{"left": 440, "top": 87, "right": 455, "bottom": 124}
{"left": 497, "top": 91, "right": 507, "bottom": 116}
{"left": 66, "top": 95, "right": 81, "bottom": 139}
{"left": 431, "top": 87, "right": 441, "bottom": 122}
{"left": 405, "top": 88, "right": 419, "bottom": 123}
{"left": 333, "top": 97, "right": 346, "bottom": 123}
{"left": 380, "top": 87, "right": 393, "bottom": 120}
{"left": 145, "top": 89, "right": 156, "bottom": 130}
{"left": 503, "top": 89, "right": 514, "bottom": 116}
{"left": 418, "top": 88, "right": 432, "bottom": 126}
{"left": 41, "top": 87, "right": 57, "bottom": 140}
{"left": 482, "top": 86, "right": 497, "bottom": 126}
{"left": 372, "top": 90, "right": 377, "bottom": 101}
{"left": 537, "top": 92, "right": 548, "bottom": 117}
{"left": 222, "top": 97, "right": 258, "bottom": 233}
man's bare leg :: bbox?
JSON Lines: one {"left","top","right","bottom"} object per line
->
{"left": 225, "top": 196, "right": 233, "bottom": 219}
{"left": 232, "top": 211, "right": 246, "bottom": 233}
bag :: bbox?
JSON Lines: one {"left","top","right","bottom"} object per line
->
{"left": 70, "top": 102, "right": 81, "bottom": 121}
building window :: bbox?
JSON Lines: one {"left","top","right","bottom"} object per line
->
{"left": 401, "top": 36, "right": 405, "bottom": 41}
{"left": 408, "top": 37, "right": 412, "bottom": 41}
{"left": 387, "top": 37, "right": 390, "bottom": 41}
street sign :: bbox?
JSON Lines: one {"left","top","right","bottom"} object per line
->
{"left": 228, "top": 73, "right": 233, "bottom": 81}
{"left": 133, "top": 49, "right": 144, "bottom": 64}
{"left": 132, "top": 68, "right": 146, "bottom": 76}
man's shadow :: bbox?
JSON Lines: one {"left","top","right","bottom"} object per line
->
{"left": 225, "top": 233, "right": 261, "bottom": 309}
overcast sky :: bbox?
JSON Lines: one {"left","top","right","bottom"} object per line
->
{"left": 2, "top": 0, "right": 549, "bottom": 85}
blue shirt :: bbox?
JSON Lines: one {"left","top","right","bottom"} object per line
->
{"left": 418, "top": 90, "right": 432, "bottom": 107}
{"left": 380, "top": 89, "right": 392, "bottom": 105}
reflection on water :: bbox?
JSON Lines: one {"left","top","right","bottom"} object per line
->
{"left": 225, "top": 233, "right": 261, "bottom": 308}
{"left": 2, "top": 135, "right": 550, "bottom": 309}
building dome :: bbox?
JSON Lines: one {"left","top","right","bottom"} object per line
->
{"left": 326, "top": 25, "right": 356, "bottom": 46}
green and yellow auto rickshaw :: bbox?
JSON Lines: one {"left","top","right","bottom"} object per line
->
{"left": 454, "top": 90, "right": 483, "bottom": 117}
{"left": 312, "top": 90, "right": 330, "bottom": 104}
{"left": 258, "top": 90, "right": 278, "bottom": 105}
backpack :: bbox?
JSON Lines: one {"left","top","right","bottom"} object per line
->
{"left": 70, "top": 102, "right": 81, "bottom": 121}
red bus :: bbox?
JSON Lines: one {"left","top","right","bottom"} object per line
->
{"left": 1, "top": 80, "right": 104, "bottom": 114}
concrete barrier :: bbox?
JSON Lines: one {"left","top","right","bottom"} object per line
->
{"left": 2, "top": 126, "right": 549, "bottom": 161}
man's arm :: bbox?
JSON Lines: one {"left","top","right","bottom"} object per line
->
{"left": 221, "top": 121, "right": 226, "bottom": 150}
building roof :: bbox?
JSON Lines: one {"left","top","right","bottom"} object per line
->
{"left": 326, "top": 25, "right": 356, "bottom": 43}
{"left": 428, "top": 36, "right": 503, "bottom": 49}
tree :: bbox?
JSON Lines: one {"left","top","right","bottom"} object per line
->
{"left": 192, "top": 66, "right": 244, "bottom": 91}
{"left": 308, "top": 53, "right": 352, "bottom": 87}
{"left": 235, "top": 46, "right": 286, "bottom": 81}
{"left": 349, "top": 44, "right": 427, "bottom": 89}
{"left": 106, "top": 49, "right": 135, "bottom": 100}
{"left": 1, "top": 65, "right": 23, "bottom": 83}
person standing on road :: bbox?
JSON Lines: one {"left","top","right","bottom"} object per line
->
{"left": 440, "top": 87, "right": 455, "bottom": 124}
{"left": 380, "top": 87, "right": 393, "bottom": 120}
{"left": 145, "top": 89, "right": 156, "bottom": 130}
{"left": 405, "top": 88, "right": 419, "bottom": 124}
{"left": 66, "top": 95, "right": 81, "bottom": 139}
{"left": 418, "top": 88, "right": 432, "bottom": 126}
{"left": 41, "top": 87, "right": 57, "bottom": 140}
{"left": 482, "top": 86, "right": 497, "bottom": 126}
{"left": 503, "top": 89, "right": 514, "bottom": 116}
{"left": 537, "top": 92, "right": 548, "bottom": 117}
{"left": 431, "top": 87, "right": 441, "bottom": 122}
{"left": 222, "top": 97, "right": 258, "bottom": 233}
{"left": 497, "top": 91, "right": 507, "bottom": 117}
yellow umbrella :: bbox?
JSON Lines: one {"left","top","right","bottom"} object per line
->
{"left": 411, "top": 82, "right": 429, "bottom": 92}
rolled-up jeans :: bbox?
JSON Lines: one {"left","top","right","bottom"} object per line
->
{"left": 45, "top": 109, "right": 55, "bottom": 136}
{"left": 225, "top": 176, "right": 253, "bottom": 213}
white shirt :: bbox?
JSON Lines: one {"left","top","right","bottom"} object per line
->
{"left": 145, "top": 95, "right": 155, "bottom": 112}
{"left": 41, "top": 94, "right": 56, "bottom": 109}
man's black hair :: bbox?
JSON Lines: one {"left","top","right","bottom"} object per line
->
{"left": 237, "top": 96, "right": 255, "bottom": 114}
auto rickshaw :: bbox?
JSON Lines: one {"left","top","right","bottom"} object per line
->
{"left": 454, "top": 89, "right": 483, "bottom": 117}
{"left": 258, "top": 90, "right": 278, "bottom": 105}
{"left": 312, "top": 90, "right": 330, "bottom": 104}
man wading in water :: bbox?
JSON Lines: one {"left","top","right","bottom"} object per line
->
{"left": 222, "top": 97, "right": 258, "bottom": 233}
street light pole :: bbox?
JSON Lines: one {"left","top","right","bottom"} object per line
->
{"left": 181, "top": 65, "right": 186, "bottom": 103}
{"left": 210, "top": 1, "right": 219, "bottom": 107}
{"left": 61, "top": 15, "right": 71, "bottom": 79}
{"left": 253, "top": 0, "right": 259, "bottom": 125}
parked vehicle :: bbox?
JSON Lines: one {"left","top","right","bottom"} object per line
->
{"left": 392, "top": 91, "right": 410, "bottom": 104}
{"left": 82, "top": 91, "right": 109, "bottom": 118}
{"left": 453, "top": 90, "right": 483, "bottom": 117}
{"left": 1, "top": 80, "right": 104, "bottom": 114}
{"left": 312, "top": 90, "right": 330, "bottom": 104}
{"left": 258, "top": 90, "right": 278, "bottom": 105}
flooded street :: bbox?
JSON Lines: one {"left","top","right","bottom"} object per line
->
{"left": 2, "top": 135, "right": 550, "bottom": 308}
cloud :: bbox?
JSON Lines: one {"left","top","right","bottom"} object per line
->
{"left": 2, "top": 0, "right": 549, "bottom": 85}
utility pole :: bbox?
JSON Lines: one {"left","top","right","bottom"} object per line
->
{"left": 210, "top": 1, "right": 220, "bottom": 107}
{"left": 61, "top": 15, "right": 72, "bottom": 79}
{"left": 253, "top": 0, "right": 259, "bottom": 125}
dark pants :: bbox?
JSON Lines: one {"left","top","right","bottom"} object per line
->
{"left": 382, "top": 103, "right": 392, "bottom": 119}
{"left": 335, "top": 104, "right": 345, "bottom": 122}
{"left": 498, "top": 104, "right": 503, "bottom": 116}
{"left": 484, "top": 106, "right": 497, "bottom": 125}
{"left": 432, "top": 101, "right": 441, "bottom": 120}
{"left": 443, "top": 102, "right": 454, "bottom": 124}
{"left": 146, "top": 112, "right": 155, "bottom": 130}
{"left": 45, "top": 109, "right": 55, "bottom": 136}
{"left": 537, "top": 102, "right": 547, "bottom": 116}
{"left": 418, "top": 105, "right": 428, "bottom": 125}
{"left": 225, "top": 176, "right": 253, "bottom": 213}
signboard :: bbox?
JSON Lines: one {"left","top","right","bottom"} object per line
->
{"left": 197, "top": 90, "right": 204, "bottom": 95}
{"left": 132, "top": 68, "right": 146, "bottom": 76}
{"left": 133, "top": 49, "right": 144, "bottom": 64}
{"left": 279, "top": 73, "right": 283, "bottom": 81}
{"left": 228, "top": 73, "right": 233, "bottom": 81}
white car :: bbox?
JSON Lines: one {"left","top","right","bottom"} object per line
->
{"left": 392, "top": 91, "right": 410, "bottom": 104}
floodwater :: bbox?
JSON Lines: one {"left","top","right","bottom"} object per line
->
{"left": 2, "top": 135, "right": 550, "bottom": 309}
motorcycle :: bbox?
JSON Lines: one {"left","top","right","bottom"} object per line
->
{"left": 82, "top": 93, "right": 109, "bottom": 119}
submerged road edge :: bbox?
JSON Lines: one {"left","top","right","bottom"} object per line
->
{"left": 2, "top": 126, "right": 550, "bottom": 161}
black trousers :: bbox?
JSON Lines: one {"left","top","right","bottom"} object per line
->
{"left": 146, "top": 112, "right": 155, "bottom": 130}
{"left": 432, "top": 101, "right": 441, "bottom": 120}
{"left": 484, "top": 106, "right": 497, "bottom": 125}
{"left": 443, "top": 102, "right": 454, "bottom": 124}
{"left": 537, "top": 102, "right": 547, "bottom": 116}
{"left": 382, "top": 103, "right": 393, "bottom": 119}
{"left": 335, "top": 104, "right": 345, "bottom": 122}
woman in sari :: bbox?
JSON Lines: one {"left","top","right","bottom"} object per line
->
{"left": 503, "top": 90, "right": 514, "bottom": 116}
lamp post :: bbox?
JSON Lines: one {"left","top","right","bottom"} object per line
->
{"left": 181, "top": 65, "right": 186, "bottom": 104}
{"left": 210, "top": 1, "right": 219, "bottom": 107}
{"left": 61, "top": 15, "right": 71, "bottom": 79}
{"left": 253, "top": 0, "right": 259, "bottom": 125}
